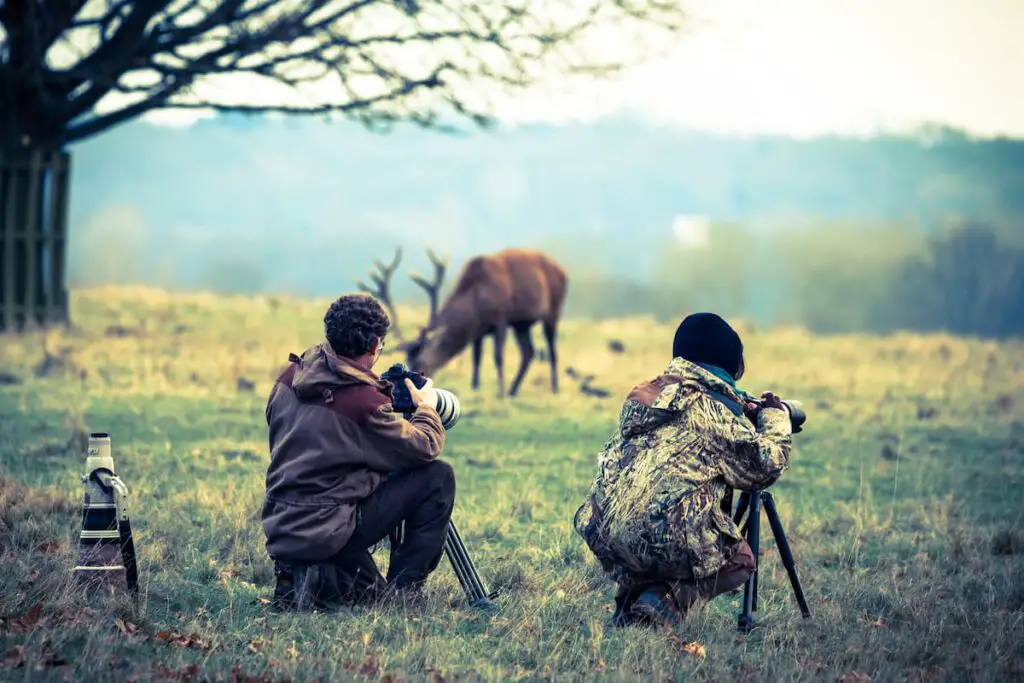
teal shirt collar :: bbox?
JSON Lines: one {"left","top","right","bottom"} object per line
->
{"left": 695, "top": 362, "right": 734, "bottom": 386}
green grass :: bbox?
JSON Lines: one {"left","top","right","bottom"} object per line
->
{"left": 1, "top": 286, "right": 1023, "bottom": 682}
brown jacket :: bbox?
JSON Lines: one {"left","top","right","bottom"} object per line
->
{"left": 261, "top": 342, "right": 446, "bottom": 562}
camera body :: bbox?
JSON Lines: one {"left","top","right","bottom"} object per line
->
{"left": 380, "top": 363, "right": 461, "bottom": 430}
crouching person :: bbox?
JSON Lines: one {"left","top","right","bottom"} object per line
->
{"left": 573, "top": 312, "right": 793, "bottom": 629}
{"left": 261, "top": 293, "right": 455, "bottom": 611}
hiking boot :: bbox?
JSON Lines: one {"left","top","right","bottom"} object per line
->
{"left": 374, "top": 581, "right": 427, "bottom": 607}
{"left": 631, "top": 586, "right": 684, "bottom": 630}
{"left": 611, "top": 603, "right": 639, "bottom": 627}
{"left": 269, "top": 562, "right": 297, "bottom": 612}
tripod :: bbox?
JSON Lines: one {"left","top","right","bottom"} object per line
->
{"left": 724, "top": 487, "right": 811, "bottom": 633}
{"left": 443, "top": 521, "right": 497, "bottom": 608}
{"left": 390, "top": 519, "right": 497, "bottom": 609}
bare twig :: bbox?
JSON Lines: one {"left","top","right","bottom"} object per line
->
{"left": 1, "top": 0, "right": 688, "bottom": 150}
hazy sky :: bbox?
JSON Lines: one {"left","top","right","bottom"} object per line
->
{"left": 129, "top": 0, "right": 1024, "bottom": 138}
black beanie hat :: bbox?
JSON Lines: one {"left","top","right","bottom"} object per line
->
{"left": 672, "top": 312, "right": 744, "bottom": 379}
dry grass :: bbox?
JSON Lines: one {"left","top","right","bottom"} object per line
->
{"left": 0, "top": 286, "right": 1022, "bottom": 682}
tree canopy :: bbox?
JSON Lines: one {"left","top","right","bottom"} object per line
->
{"left": 0, "top": 0, "right": 686, "bottom": 150}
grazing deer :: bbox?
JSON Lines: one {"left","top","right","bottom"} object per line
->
{"left": 357, "top": 247, "right": 568, "bottom": 397}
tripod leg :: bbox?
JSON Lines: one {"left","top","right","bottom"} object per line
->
{"left": 443, "top": 521, "right": 495, "bottom": 608}
{"left": 733, "top": 490, "right": 751, "bottom": 526}
{"left": 751, "top": 496, "right": 760, "bottom": 613}
{"left": 449, "top": 523, "right": 485, "bottom": 600}
{"left": 737, "top": 491, "right": 761, "bottom": 633}
{"left": 443, "top": 523, "right": 477, "bottom": 600}
{"left": 452, "top": 522, "right": 498, "bottom": 604}
{"left": 721, "top": 487, "right": 734, "bottom": 518}
{"left": 761, "top": 492, "right": 811, "bottom": 618}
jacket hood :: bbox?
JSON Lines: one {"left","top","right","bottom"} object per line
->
{"left": 619, "top": 357, "right": 743, "bottom": 438}
{"left": 289, "top": 342, "right": 388, "bottom": 401}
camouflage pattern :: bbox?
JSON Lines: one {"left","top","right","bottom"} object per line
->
{"left": 573, "top": 357, "right": 792, "bottom": 586}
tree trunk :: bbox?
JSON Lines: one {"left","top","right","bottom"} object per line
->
{"left": 0, "top": 148, "right": 72, "bottom": 332}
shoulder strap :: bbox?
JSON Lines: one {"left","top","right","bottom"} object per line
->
{"left": 706, "top": 388, "right": 744, "bottom": 417}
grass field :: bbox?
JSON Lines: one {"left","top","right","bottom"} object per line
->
{"left": 1, "top": 286, "right": 1023, "bottom": 682}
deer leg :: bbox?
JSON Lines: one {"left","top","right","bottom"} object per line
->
{"left": 471, "top": 335, "right": 483, "bottom": 390}
{"left": 543, "top": 319, "right": 559, "bottom": 393}
{"left": 492, "top": 323, "right": 508, "bottom": 398}
{"left": 508, "top": 322, "right": 535, "bottom": 398}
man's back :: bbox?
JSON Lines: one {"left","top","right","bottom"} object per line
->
{"left": 262, "top": 342, "right": 445, "bottom": 563}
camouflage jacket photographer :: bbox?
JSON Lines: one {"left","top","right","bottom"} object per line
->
{"left": 573, "top": 357, "right": 792, "bottom": 584}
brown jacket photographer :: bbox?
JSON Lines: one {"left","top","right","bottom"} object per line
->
{"left": 261, "top": 293, "right": 455, "bottom": 611}
{"left": 262, "top": 340, "right": 446, "bottom": 562}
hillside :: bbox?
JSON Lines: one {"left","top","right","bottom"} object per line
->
{"left": 68, "top": 117, "right": 1024, "bottom": 300}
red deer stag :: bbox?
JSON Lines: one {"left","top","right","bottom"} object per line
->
{"left": 362, "top": 247, "right": 567, "bottom": 397}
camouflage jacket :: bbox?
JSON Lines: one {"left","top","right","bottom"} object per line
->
{"left": 573, "top": 357, "right": 792, "bottom": 583}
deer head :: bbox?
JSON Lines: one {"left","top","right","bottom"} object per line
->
{"left": 396, "top": 247, "right": 449, "bottom": 372}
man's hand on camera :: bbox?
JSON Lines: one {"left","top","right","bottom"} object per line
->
{"left": 744, "top": 392, "right": 785, "bottom": 421}
{"left": 405, "top": 377, "right": 437, "bottom": 410}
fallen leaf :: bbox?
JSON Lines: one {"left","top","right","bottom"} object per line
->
{"left": 63, "top": 607, "right": 96, "bottom": 628}
{"left": 7, "top": 604, "right": 44, "bottom": 632}
{"left": 906, "top": 667, "right": 945, "bottom": 683}
{"left": 155, "top": 630, "right": 212, "bottom": 650}
{"left": 114, "top": 617, "right": 140, "bottom": 636}
{"left": 839, "top": 673, "right": 871, "bottom": 683}
{"left": 360, "top": 652, "right": 381, "bottom": 677}
{"left": 255, "top": 597, "right": 272, "bottom": 605}
{"left": 36, "top": 542, "right": 61, "bottom": 554}
{"left": 33, "top": 648, "right": 69, "bottom": 670}
{"left": 153, "top": 662, "right": 202, "bottom": 681}
{"left": 670, "top": 634, "right": 707, "bottom": 659}
{"left": 680, "top": 641, "right": 707, "bottom": 659}
{"left": 1, "top": 646, "right": 27, "bottom": 669}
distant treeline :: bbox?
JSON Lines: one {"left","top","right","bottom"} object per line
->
{"left": 556, "top": 219, "right": 1024, "bottom": 339}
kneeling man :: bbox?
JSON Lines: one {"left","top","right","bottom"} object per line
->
{"left": 574, "top": 312, "right": 793, "bottom": 628}
{"left": 262, "top": 293, "right": 454, "bottom": 610}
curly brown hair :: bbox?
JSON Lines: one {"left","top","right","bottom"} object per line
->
{"left": 323, "top": 293, "right": 391, "bottom": 358}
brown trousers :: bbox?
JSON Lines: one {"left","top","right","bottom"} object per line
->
{"left": 616, "top": 540, "right": 757, "bottom": 615}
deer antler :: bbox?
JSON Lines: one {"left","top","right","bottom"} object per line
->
{"left": 356, "top": 246, "right": 404, "bottom": 340}
{"left": 409, "top": 247, "right": 449, "bottom": 327}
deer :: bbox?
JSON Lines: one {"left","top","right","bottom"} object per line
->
{"left": 357, "top": 246, "right": 568, "bottom": 398}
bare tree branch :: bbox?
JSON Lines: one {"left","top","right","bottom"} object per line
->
{"left": 1, "top": 0, "right": 687, "bottom": 150}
